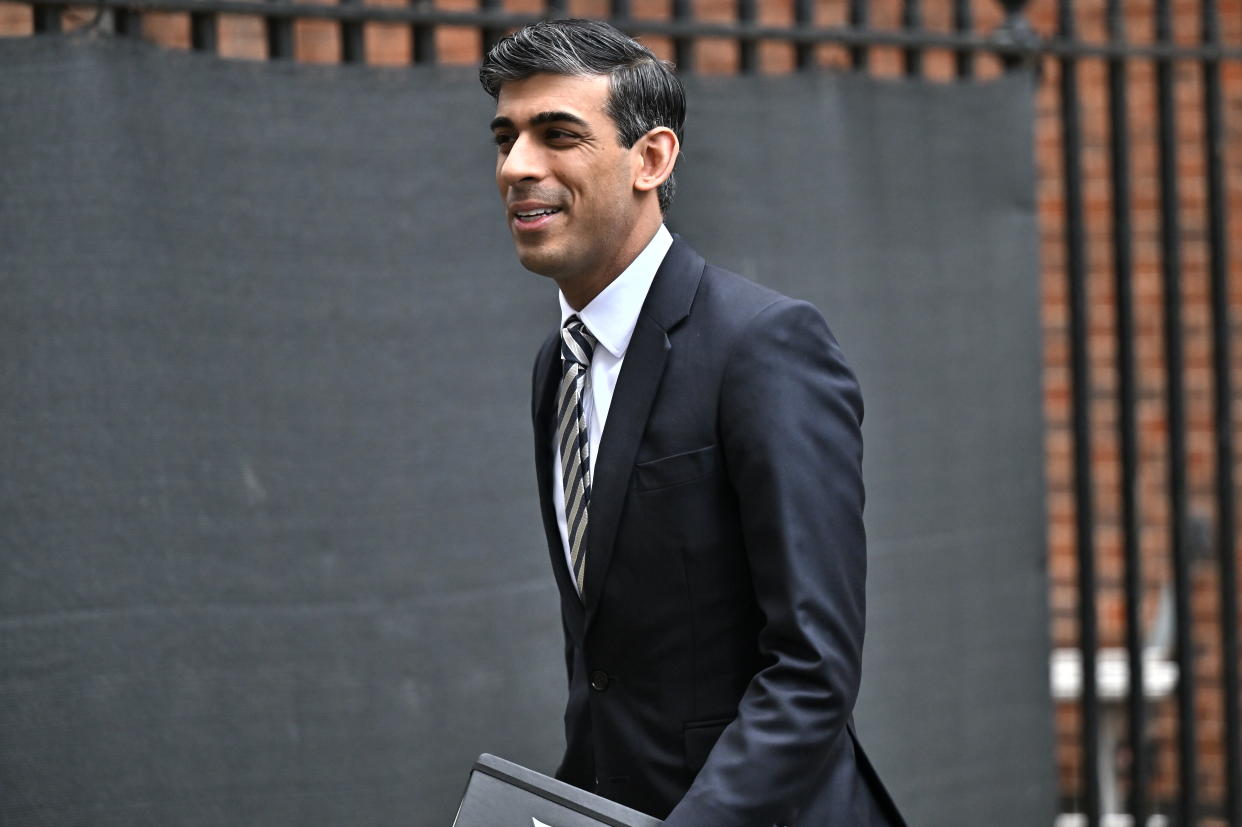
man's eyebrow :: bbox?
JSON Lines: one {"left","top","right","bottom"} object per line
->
{"left": 489, "top": 111, "right": 591, "bottom": 131}
{"left": 531, "top": 111, "right": 590, "bottom": 129}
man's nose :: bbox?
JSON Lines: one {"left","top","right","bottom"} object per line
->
{"left": 498, "top": 134, "right": 545, "bottom": 186}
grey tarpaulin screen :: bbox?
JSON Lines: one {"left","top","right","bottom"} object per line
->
{"left": 1, "top": 35, "right": 1053, "bottom": 826}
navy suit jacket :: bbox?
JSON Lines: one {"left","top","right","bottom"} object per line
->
{"left": 531, "top": 237, "right": 906, "bottom": 826}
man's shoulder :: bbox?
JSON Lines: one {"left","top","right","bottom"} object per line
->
{"left": 699, "top": 260, "right": 789, "bottom": 311}
{"left": 690, "top": 255, "right": 825, "bottom": 336}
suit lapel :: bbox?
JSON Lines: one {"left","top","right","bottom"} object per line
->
{"left": 580, "top": 312, "right": 668, "bottom": 619}
{"left": 533, "top": 332, "right": 586, "bottom": 633}
{"left": 581, "top": 238, "right": 705, "bottom": 626}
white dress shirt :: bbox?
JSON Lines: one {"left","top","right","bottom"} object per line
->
{"left": 553, "top": 224, "right": 674, "bottom": 577}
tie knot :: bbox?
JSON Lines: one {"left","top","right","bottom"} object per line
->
{"left": 561, "top": 317, "right": 597, "bottom": 369}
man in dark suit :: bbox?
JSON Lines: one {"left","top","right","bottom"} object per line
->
{"left": 481, "top": 19, "right": 905, "bottom": 826}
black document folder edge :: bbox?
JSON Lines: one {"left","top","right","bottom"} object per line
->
{"left": 464, "top": 753, "right": 662, "bottom": 827}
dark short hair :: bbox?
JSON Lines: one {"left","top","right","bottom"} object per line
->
{"left": 479, "top": 18, "right": 686, "bottom": 213}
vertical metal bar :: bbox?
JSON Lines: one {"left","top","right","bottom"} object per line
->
{"left": 1105, "top": 0, "right": 1147, "bottom": 821}
{"left": 1059, "top": 0, "right": 1100, "bottom": 821}
{"left": 1153, "top": 0, "right": 1197, "bottom": 821}
{"left": 113, "top": 7, "right": 141, "bottom": 36}
{"left": 671, "top": 0, "right": 693, "bottom": 73}
{"left": 481, "top": 0, "right": 503, "bottom": 55}
{"left": 340, "top": 0, "right": 365, "bottom": 63}
{"left": 266, "top": 9, "right": 295, "bottom": 59}
{"left": 190, "top": 11, "right": 218, "bottom": 52}
{"left": 1201, "top": 0, "right": 1240, "bottom": 823}
{"left": 847, "top": 0, "right": 866, "bottom": 70}
{"left": 793, "top": 0, "right": 812, "bottom": 71}
{"left": 952, "top": 0, "right": 973, "bottom": 79}
{"left": 610, "top": 0, "right": 630, "bottom": 17}
{"left": 737, "top": 0, "right": 757, "bottom": 74}
{"left": 901, "top": 0, "right": 921, "bottom": 76}
{"left": 546, "top": 0, "right": 566, "bottom": 19}
{"left": 410, "top": 0, "right": 434, "bottom": 63}
{"left": 997, "top": 0, "right": 1037, "bottom": 73}
{"left": 32, "top": 4, "right": 61, "bottom": 31}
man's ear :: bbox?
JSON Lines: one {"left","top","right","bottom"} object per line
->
{"left": 632, "top": 127, "right": 679, "bottom": 195}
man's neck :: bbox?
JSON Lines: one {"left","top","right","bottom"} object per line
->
{"left": 558, "top": 213, "right": 663, "bottom": 311}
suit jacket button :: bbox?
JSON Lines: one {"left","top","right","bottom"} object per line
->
{"left": 589, "top": 670, "right": 610, "bottom": 691}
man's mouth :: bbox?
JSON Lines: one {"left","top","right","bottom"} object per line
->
{"left": 512, "top": 206, "right": 562, "bottom": 231}
{"left": 515, "top": 207, "right": 561, "bottom": 222}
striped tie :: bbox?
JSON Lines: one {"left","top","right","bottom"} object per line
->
{"left": 557, "top": 316, "right": 597, "bottom": 598}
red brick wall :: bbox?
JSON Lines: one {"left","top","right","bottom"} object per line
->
{"left": 2, "top": 0, "right": 1240, "bottom": 818}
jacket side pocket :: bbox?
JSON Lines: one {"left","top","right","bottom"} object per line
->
{"left": 683, "top": 716, "right": 732, "bottom": 774}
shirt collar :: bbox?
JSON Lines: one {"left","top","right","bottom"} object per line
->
{"left": 558, "top": 224, "right": 673, "bottom": 360}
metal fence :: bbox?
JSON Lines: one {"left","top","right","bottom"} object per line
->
{"left": 13, "top": 0, "right": 1242, "bottom": 823}
{"left": 1041, "top": 2, "right": 1238, "bottom": 824}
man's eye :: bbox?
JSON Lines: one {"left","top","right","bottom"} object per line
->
{"left": 546, "top": 129, "right": 577, "bottom": 142}
{"left": 493, "top": 133, "right": 514, "bottom": 148}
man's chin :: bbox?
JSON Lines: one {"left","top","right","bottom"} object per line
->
{"left": 515, "top": 244, "right": 568, "bottom": 280}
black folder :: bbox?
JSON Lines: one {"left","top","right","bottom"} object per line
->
{"left": 453, "top": 754, "right": 662, "bottom": 827}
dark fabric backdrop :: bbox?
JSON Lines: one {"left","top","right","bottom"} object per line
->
{"left": 1, "top": 34, "right": 1052, "bottom": 826}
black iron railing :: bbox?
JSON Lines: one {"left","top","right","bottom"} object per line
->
{"left": 21, "top": 0, "right": 1242, "bottom": 63}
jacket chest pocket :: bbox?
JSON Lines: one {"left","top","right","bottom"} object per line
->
{"left": 628, "top": 443, "right": 741, "bottom": 567}
{"left": 633, "top": 444, "right": 720, "bottom": 493}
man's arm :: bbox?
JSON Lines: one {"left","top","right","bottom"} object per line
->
{"left": 664, "top": 297, "right": 867, "bottom": 827}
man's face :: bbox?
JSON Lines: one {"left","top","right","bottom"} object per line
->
{"left": 491, "top": 73, "right": 641, "bottom": 285}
